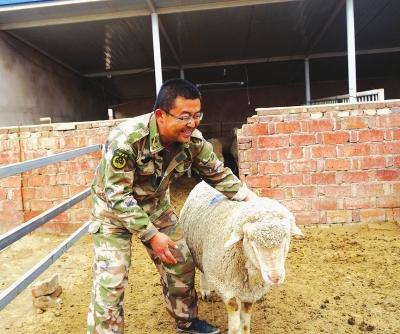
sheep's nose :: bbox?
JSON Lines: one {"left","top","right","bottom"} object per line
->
{"left": 268, "top": 275, "right": 280, "bottom": 285}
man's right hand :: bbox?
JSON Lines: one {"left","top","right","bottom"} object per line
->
{"left": 149, "top": 232, "right": 178, "bottom": 265}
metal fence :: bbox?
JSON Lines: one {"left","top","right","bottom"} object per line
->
{"left": 0, "top": 144, "right": 102, "bottom": 311}
{"left": 310, "top": 88, "right": 385, "bottom": 105}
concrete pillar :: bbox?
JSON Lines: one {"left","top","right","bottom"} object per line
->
{"left": 346, "top": 0, "right": 357, "bottom": 103}
{"left": 151, "top": 13, "right": 163, "bottom": 94}
{"left": 304, "top": 57, "right": 311, "bottom": 105}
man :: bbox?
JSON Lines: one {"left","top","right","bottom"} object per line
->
{"left": 87, "top": 78, "right": 254, "bottom": 334}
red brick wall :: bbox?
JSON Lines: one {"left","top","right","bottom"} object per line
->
{"left": 0, "top": 120, "right": 121, "bottom": 234}
{"left": 238, "top": 100, "right": 400, "bottom": 225}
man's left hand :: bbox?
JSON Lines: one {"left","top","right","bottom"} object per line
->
{"left": 149, "top": 232, "right": 178, "bottom": 264}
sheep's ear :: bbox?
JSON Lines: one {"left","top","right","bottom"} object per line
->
{"left": 290, "top": 220, "right": 303, "bottom": 236}
{"left": 224, "top": 231, "right": 243, "bottom": 248}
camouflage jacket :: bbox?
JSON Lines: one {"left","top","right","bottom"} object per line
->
{"left": 90, "top": 113, "right": 244, "bottom": 242}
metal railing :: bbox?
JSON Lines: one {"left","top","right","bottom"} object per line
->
{"left": 0, "top": 144, "right": 102, "bottom": 311}
{"left": 310, "top": 88, "right": 385, "bottom": 105}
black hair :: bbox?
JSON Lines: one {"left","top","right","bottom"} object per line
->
{"left": 153, "top": 78, "right": 202, "bottom": 112}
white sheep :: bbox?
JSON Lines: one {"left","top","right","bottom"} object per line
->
{"left": 180, "top": 181, "right": 302, "bottom": 334}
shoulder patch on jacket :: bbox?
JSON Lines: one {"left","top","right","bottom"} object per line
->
{"left": 111, "top": 149, "right": 130, "bottom": 170}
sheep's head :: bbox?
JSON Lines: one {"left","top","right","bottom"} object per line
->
{"left": 224, "top": 198, "right": 303, "bottom": 286}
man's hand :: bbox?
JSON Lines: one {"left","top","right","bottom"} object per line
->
{"left": 149, "top": 232, "right": 178, "bottom": 264}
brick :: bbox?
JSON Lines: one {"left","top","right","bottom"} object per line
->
{"left": 341, "top": 117, "right": 368, "bottom": 129}
{"left": 394, "top": 156, "right": 400, "bottom": 167}
{"left": 243, "top": 149, "right": 270, "bottom": 162}
{"left": 243, "top": 123, "right": 269, "bottom": 136}
{"left": 364, "top": 109, "right": 376, "bottom": 116}
{"left": 290, "top": 186, "right": 317, "bottom": 198}
{"left": 377, "top": 108, "right": 391, "bottom": 115}
{"left": 281, "top": 199, "right": 308, "bottom": 211}
{"left": 343, "top": 143, "right": 370, "bottom": 157}
{"left": 344, "top": 197, "right": 376, "bottom": 209}
{"left": 359, "top": 156, "right": 386, "bottom": 169}
{"left": 307, "top": 119, "right": 334, "bottom": 132}
{"left": 326, "top": 210, "right": 352, "bottom": 223}
{"left": 312, "top": 198, "right": 337, "bottom": 210}
{"left": 29, "top": 199, "right": 53, "bottom": 211}
{"left": 310, "top": 112, "right": 323, "bottom": 119}
{"left": 294, "top": 211, "right": 321, "bottom": 225}
{"left": 239, "top": 142, "right": 251, "bottom": 150}
{"left": 257, "top": 135, "right": 289, "bottom": 148}
{"left": 394, "top": 208, "right": 400, "bottom": 223}
{"left": 311, "top": 146, "right": 336, "bottom": 158}
{"left": 322, "top": 132, "right": 349, "bottom": 144}
{"left": 342, "top": 171, "right": 369, "bottom": 183}
{"left": 319, "top": 185, "right": 352, "bottom": 197}
{"left": 377, "top": 196, "right": 400, "bottom": 208}
{"left": 376, "top": 170, "right": 400, "bottom": 181}
{"left": 369, "top": 143, "right": 385, "bottom": 155}
{"left": 359, "top": 129, "right": 385, "bottom": 142}
{"left": 31, "top": 274, "right": 59, "bottom": 298}
{"left": 277, "top": 174, "right": 303, "bottom": 186}
{"left": 325, "top": 159, "right": 351, "bottom": 171}
{"left": 259, "top": 162, "right": 285, "bottom": 174}
{"left": 237, "top": 136, "right": 251, "bottom": 144}
{"left": 359, "top": 209, "right": 386, "bottom": 223}
{"left": 289, "top": 134, "right": 316, "bottom": 146}
{"left": 393, "top": 183, "right": 400, "bottom": 193}
{"left": 311, "top": 173, "right": 336, "bottom": 184}
{"left": 377, "top": 114, "right": 400, "bottom": 127}
{"left": 271, "top": 147, "right": 303, "bottom": 161}
{"left": 355, "top": 184, "right": 384, "bottom": 197}
{"left": 290, "top": 160, "right": 317, "bottom": 172}
{"left": 382, "top": 142, "right": 400, "bottom": 154}
{"left": 246, "top": 175, "right": 271, "bottom": 188}
{"left": 338, "top": 111, "right": 350, "bottom": 117}
{"left": 275, "top": 121, "right": 301, "bottom": 134}
{"left": 259, "top": 188, "right": 285, "bottom": 199}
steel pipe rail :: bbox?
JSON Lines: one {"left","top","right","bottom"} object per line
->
{"left": 0, "top": 188, "right": 91, "bottom": 252}
{"left": 0, "top": 220, "right": 90, "bottom": 311}
{"left": 0, "top": 144, "right": 102, "bottom": 179}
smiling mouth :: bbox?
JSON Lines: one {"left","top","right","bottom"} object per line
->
{"left": 182, "top": 130, "right": 193, "bottom": 137}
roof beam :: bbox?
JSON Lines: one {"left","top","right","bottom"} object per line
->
{"left": 84, "top": 46, "right": 400, "bottom": 78}
{"left": 306, "top": 0, "right": 346, "bottom": 55}
{"left": 146, "top": 0, "right": 182, "bottom": 67}
{"left": 0, "top": 0, "right": 107, "bottom": 12}
{"left": 0, "top": 0, "right": 301, "bottom": 30}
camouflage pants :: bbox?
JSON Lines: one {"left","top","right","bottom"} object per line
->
{"left": 87, "top": 210, "right": 198, "bottom": 334}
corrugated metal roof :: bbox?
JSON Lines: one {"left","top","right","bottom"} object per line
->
{"left": 1, "top": 0, "right": 399, "bottom": 100}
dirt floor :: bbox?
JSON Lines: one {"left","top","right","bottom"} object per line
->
{"left": 1, "top": 177, "right": 399, "bottom": 334}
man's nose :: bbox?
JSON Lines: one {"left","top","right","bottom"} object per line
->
{"left": 186, "top": 118, "right": 196, "bottom": 128}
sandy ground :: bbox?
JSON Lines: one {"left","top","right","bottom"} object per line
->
{"left": 1, "top": 177, "right": 399, "bottom": 334}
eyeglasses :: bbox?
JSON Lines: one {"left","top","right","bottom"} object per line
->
{"left": 165, "top": 111, "right": 203, "bottom": 123}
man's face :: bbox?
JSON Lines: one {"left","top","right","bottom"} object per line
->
{"left": 156, "top": 96, "right": 202, "bottom": 145}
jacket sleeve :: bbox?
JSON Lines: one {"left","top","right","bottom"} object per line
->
{"left": 96, "top": 138, "right": 158, "bottom": 242}
{"left": 191, "top": 138, "right": 244, "bottom": 199}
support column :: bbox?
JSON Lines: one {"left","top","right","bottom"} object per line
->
{"left": 151, "top": 13, "right": 163, "bottom": 94}
{"left": 180, "top": 68, "right": 185, "bottom": 79}
{"left": 304, "top": 58, "right": 311, "bottom": 105}
{"left": 346, "top": 0, "right": 357, "bottom": 103}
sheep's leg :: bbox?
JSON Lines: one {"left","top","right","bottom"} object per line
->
{"left": 224, "top": 297, "right": 242, "bottom": 334}
{"left": 240, "top": 302, "right": 253, "bottom": 334}
{"left": 200, "top": 272, "right": 211, "bottom": 300}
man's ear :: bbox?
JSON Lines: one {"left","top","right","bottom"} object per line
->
{"left": 154, "top": 108, "right": 164, "bottom": 120}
